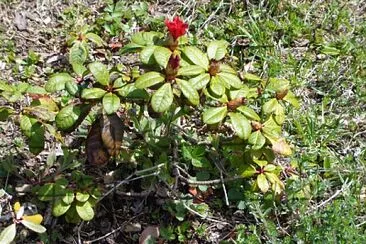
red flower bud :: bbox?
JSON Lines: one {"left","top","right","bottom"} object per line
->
{"left": 165, "top": 16, "right": 188, "bottom": 40}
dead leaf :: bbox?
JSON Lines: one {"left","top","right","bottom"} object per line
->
{"left": 86, "top": 118, "right": 109, "bottom": 165}
{"left": 100, "top": 113, "right": 123, "bottom": 157}
{"left": 272, "top": 139, "right": 292, "bottom": 156}
{"left": 139, "top": 226, "right": 160, "bottom": 244}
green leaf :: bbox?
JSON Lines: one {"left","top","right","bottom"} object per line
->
{"left": 0, "top": 81, "right": 14, "bottom": 92}
{"left": 283, "top": 90, "right": 300, "bottom": 108}
{"left": 189, "top": 73, "right": 210, "bottom": 90}
{"left": 116, "top": 84, "right": 149, "bottom": 100}
{"left": 120, "top": 42, "right": 144, "bottom": 54}
{"left": 69, "top": 42, "right": 87, "bottom": 66}
{"left": 88, "top": 62, "right": 110, "bottom": 86}
{"left": 85, "top": 33, "right": 105, "bottom": 46}
{"left": 76, "top": 192, "right": 90, "bottom": 202}
{"left": 178, "top": 65, "right": 205, "bottom": 77}
{"left": 45, "top": 73, "right": 73, "bottom": 92}
{"left": 52, "top": 198, "right": 71, "bottom": 216}
{"left": 265, "top": 78, "right": 289, "bottom": 92}
{"left": 65, "top": 80, "right": 79, "bottom": 96}
{"left": 228, "top": 112, "right": 251, "bottom": 140}
{"left": 248, "top": 130, "right": 265, "bottom": 150}
{"left": 153, "top": 46, "right": 172, "bottom": 68}
{"left": 131, "top": 31, "right": 162, "bottom": 46}
{"left": 207, "top": 40, "right": 228, "bottom": 60}
{"left": 62, "top": 189, "right": 75, "bottom": 205}
{"left": 0, "top": 223, "right": 16, "bottom": 244}
{"left": 257, "top": 174, "right": 269, "bottom": 193}
{"left": 102, "top": 93, "right": 120, "bottom": 114}
{"left": 81, "top": 88, "right": 107, "bottom": 99}
{"left": 244, "top": 73, "right": 261, "bottom": 81}
{"left": 217, "top": 72, "right": 242, "bottom": 89}
{"left": 20, "top": 115, "right": 37, "bottom": 137}
{"left": 176, "top": 79, "right": 199, "bottom": 105}
{"left": 29, "top": 122, "right": 45, "bottom": 154}
{"left": 202, "top": 106, "right": 227, "bottom": 124}
{"left": 72, "top": 63, "right": 87, "bottom": 76}
{"left": 0, "top": 107, "right": 13, "bottom": 121}
{"left": 55, "top": 104, "right": 85, "bottom": 131}
{"left": 219, "top": 64, "right": 236, "bottom": 74}
{"left": 135, "top": 71, "right": 165, "bottom": 89}
{"left": 263, "top": 98, "right": 279, "bottom": 114}
{"left": 140, "top": 45, "right": 157, "bottom": 64}
{"left": 183, "top": 46, "right": 209, "bottom": 70}
{"left": 209, "top": 76, "right": 225, "bottom": 97}
{"left": 236, "top": 106, "right": 260, "bottom": 121}
{"left": 240, "top": 164, "right": 257, "bottom": 178}
{"left": 26, "top": 86, "right": 46, "bottom": 94}
{"left": 17, "top": 83, "right": 30, "bottom": 93}
{"left": 262, "top": 116, "right": 281, "bottom": 143}
{"left": 229, "top": 86, "right": 250, "bottom": 100}
{"left": 320, "top": 45, "right": 340, "bottom": 56}
{"left": 151, "top": 83, "right": 173, "bottom": 113}
{"left": 21, "top": 220, "right": 46, "bottom": 233}
{"left": 76, "top": 201, "right": 94, "bottom": 221}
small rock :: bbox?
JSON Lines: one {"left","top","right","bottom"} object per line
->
{"left": 124, "top": 222, "right": 142, "bottom": 233}
{"left": 139, "top": 226, "right": 159, "bottom": 244}
{"left": 14, "top": 12, "right": 27, "bottom": 31}
{"left": 43, "top": 16, "right": 51, "bottom": 25}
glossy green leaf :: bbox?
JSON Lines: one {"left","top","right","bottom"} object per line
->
{"left": 248, "top": 130, "right": 265, "bottom": 150}
{"left": 229, "top": 86, "right": 249, "bottom": 100}
{"left": 69, "top": 42, "right": 87, "bottom": 66}
{"left": 56, "top": 104, "right": 84, "bottom": 130}
{"left": 202, "top": 106, "right": 227, "bottom": 124}
{"left": 207, "top": 40, "right": 228, "bottom": 60}
{"left": 26, "top": 86, "right": 46, "bottom": 94}
{"left": 81, "top": 88, "right": 107, "bottom": 99}
{"left": 283, "top": 90, "right": 300, "bottom": 108}
{"left": 0, "top": 223, "right": 16, "bottom": 244}
{"left": 228, "top": 112, "right": 251, "bottom": 140}
{"left": 65, "top": 80, "right": 79, "bottom": 96}
{"left": 116, "top": 84, "right": 149, "bottom": 100}
{"left": 153, "top": 46, "right": 171, "bottom": 68}
{"left": 135, "top": 71, "right": 165, "bottom": 89}
{"left": 72, "top": 63, "right": 87, "bottom": 76}
{"left": 62, "top": 189, "right": 75, "bottom": 205}
{"left": 257, "top": 174, "right": 269, "bottom": 193}
{"left": 217, "top": 72, "right": 242, "bottom": 89}
{"left": 178, "top": 65, "right": 205, "bottom": 77}
{"left": 265, "top": 78, "right": 289, "bottom": 92}
{"left": 20, "top": 115, "right": 37, "bottom": 137}
{"left": 76, "top": 201, "right": 94, "bottom": 221}
{"left": 131, "top": 31, "right": 162, "bottom": 46}
{"left": 140, "top": 45, "right": 157, "bottom": 64}
{"left": 219, "top": 64, "right": 236, "bottom": 74}
{"left": 88, "top": 62, "right": 110, "bottom": 86}
{"left": 76, "top": 192, "right": 90, "bottom": 202}
{"left": 52, "top": 198, "right": 71, "bottom": 217}
{"left": 240, "top": 164, "right": 257, "bottom": 178}
{"left": 45, "top": 73, "right": 73, "bottom": 92}
{"left": 263, "top": 98, "right": 278, "bottom": 114}
{"left": 176, "top": 78, "right": 199, "bottom": 105}
{"left": 85, "top": 33, "right": 105, "bottom": 46}
{"left": 29, "top": 122, "right": 45, "bottom": 154}
{"left": 151, "top": 83, "right": 173, "bottom": 112}
{"left": 183, "top": 46, "right": 209, "bottom": 69}
{"left": 209, "top": 76, "right": 225, "bottom": 97}
{"left": 102, "top": 93, "right": 120, "bottom": 114}
{"left": 244, "top": 73, "right": 261, "bottom": 81}
{"left": 21, "top": 220, "right": 46, "bottom": 233}
{"left": 189, "top": 73, "right": 210, "bottom": 90}
{"left": 262, "top": 116, "right": 281, "bottom": 139}
{"left": 237, "top": 106, "right": 260, "bottom": 121}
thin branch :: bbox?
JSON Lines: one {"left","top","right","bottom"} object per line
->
{"left": 177, "top": 174, "right": 242, "bottom": 186}
{"left": 183, "top": 202, "right": 232, "bottom": 226}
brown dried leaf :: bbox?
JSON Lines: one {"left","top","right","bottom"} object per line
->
{"left": 86, "top": 118, "right": 109, "bottom": 165}
{"left": 101, "top": 113, "right": 124, "bottom": 157}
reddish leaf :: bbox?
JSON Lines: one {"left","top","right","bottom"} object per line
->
{"left": 100, "top": 113, "right": 124, "bottom": 157}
